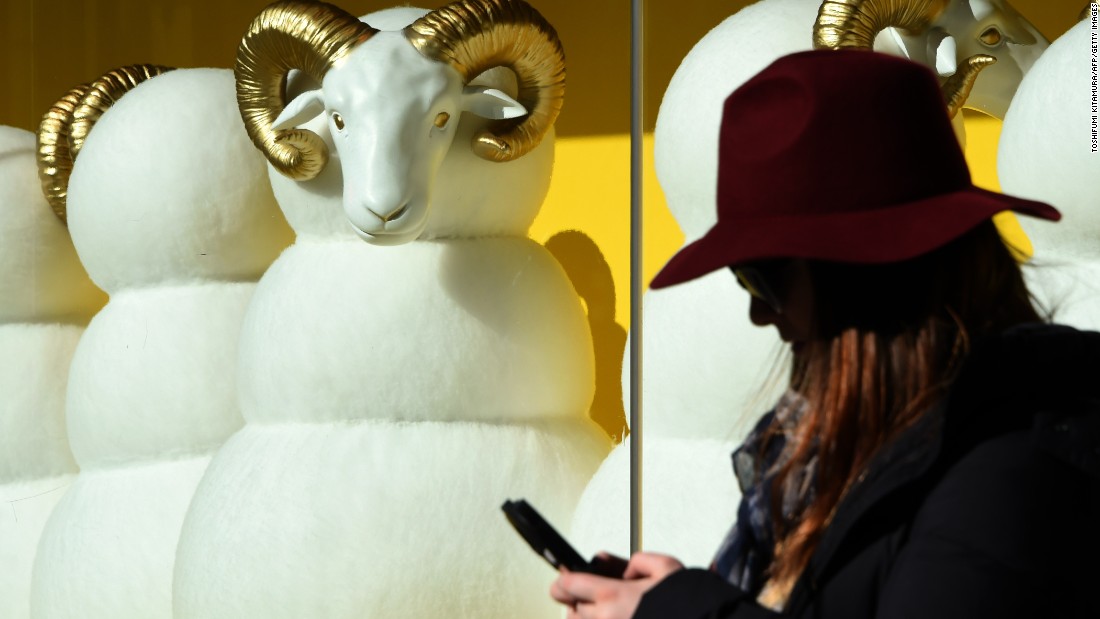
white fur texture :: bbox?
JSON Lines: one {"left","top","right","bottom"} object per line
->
{"left": 173, "top": 421, "right": 607, "bottom": 619}
{"left": 31, "top": 458, "right": 210, "bottom": 619}
{"left": 66, "top": 69, "right": 294, "bottom": 292}
{"left": 31, "top": 69, "right": 292, "bottom": 619}
{"left": 639, "top": 272, "right": 785, "bottom": 439}
{"left": 0, "top": 324, "right": 83, "bottom": 619}
{"left": 0, "top": 326, "right": 82, "bottom": 481}
{"left": 238, "top": 238, "right": 594, "bottom": 423}
{"left": 0, "top": 127, "right": 105, "bottom": 323}
{"left": 64, "top": 285, "right": 255, "bottom": 465}
{"left": 641, "top": 438, "right": 745, "bottom": 563}
{"left": 998, "top": 19, "right": 1100, "bottom": 329}
{"left": 569, "top": 441, "right": 631, "bottom": 560}
{"left": 1, "top": 476, "right": 73, "bottom": 619}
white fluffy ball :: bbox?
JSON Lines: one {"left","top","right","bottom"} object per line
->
{"left": 999, "top": 19, "right": 1100, "bottom": 329}
{"left": 999, "top": 19, "right": 1100, "bottom": 258}
{"left": 66, "top": 69, "right": 293, "bottom": 292}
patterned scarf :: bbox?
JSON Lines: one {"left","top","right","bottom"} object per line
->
{"left": 711, "top": 389, "right": 816, "bottom": 596}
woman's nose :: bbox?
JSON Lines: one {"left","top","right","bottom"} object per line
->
{"left": 748, "top": 296, "right": 779, "bottom": 327}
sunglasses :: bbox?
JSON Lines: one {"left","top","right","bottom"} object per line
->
{"left": 731, "top": 265, "right": 785, "bottom": 314}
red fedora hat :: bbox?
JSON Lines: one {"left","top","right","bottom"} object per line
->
{"left": 650, "top": 49, "right": 1060, "bottom": 290}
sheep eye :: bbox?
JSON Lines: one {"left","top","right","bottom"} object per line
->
{"left": 979, "top": 27, "right": 1003, "bottom": 47}
{"left": 433, "top": 112, "right": 450, "bottom": 129}
{"left": 332, "top": 112, "right": 345, "bottom": 130}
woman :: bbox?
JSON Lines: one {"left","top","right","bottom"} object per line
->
{"left": 551, "top": 50, "right": 1100, "bottom": 618}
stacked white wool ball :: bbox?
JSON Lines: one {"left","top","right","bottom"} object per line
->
{"left": 571, "top": 0, "right": 818, "bottom": 566}
{"left": 998, "top": 17, "right": 1100, "bottom": 330}
{"left": 172, "top": 7, "right": 608, "bottom": 619}
{"left": 0, "top": 127, "right": 105, "bottom": 619}
{"left": 29, "top": 68, "right": 293, "bottom": 619}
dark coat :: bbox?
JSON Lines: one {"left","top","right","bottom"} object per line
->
{"left": 635, "top": 324, "right": 1100, "bottom": 619}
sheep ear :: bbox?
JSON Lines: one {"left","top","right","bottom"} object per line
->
{"left": 934, "top": 34, "right": 958, "bottom": 76}
{"left": 462, "top": 86, "right": 527, "bottom": 120}
{"left": 273, "top": 90, "right": 327, "bottom": 130}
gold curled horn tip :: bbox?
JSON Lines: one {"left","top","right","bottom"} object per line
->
{"left": 942, "top": 54, "right": 996, "bottom": 119}
{"left": 405, "top": 0, "right": 565, "bottom": 163}
{"left": 813, "top": 0, "right": 951, "bottom": 50}
{"left": 235, "top": 0, "right": 377, "bottom": 181}
{"left": 69, "top": 64, "right": 175, "bottom": 161}
{"left": 37, "top": 84, "right": 91, "bottom": 224}
{"left": 1081, "top": 2, "right": 1098, "bottom": 22}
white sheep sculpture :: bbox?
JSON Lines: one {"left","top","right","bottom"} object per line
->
{"left": 27, "top": 66, "right": 293, "bottom": 619}
{"left": 171, "top": 2, "right": 609, "bottom": 618}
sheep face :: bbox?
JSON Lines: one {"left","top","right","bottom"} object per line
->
{"left": 272, "top": 33, "right": 525, "bottom": 245}
{"left": 237, "top": 0, "right": 565, "bottom": 244}
{"left": 883, "top": 0, "right": 1048, "bottom": 118}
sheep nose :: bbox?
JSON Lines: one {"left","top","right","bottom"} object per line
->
{"left": 382, "top": 204, "right": 408, "bottom": 223}
{"left": 368, "top": 203, "right": 409, "bottom": 223}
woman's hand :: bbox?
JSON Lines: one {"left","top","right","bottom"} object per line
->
{"left": 550, "top": 552, "right": 684, "bottom": 619}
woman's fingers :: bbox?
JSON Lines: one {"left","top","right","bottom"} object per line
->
{"left": 551, "top": 555, "right": 684, "bottom": 619}
{"left": 555, "top": 568, "right": 613, "bottom": 601}
{"left": 592, "top": 551, "right": 630, "bottom": 578}
{"left": 623, "top": 552, "right": 684, "bottom": 580}
{"left": 550, "top": 578, "right": 574, "bottom": 605}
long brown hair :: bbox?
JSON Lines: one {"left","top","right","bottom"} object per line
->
{"left": 764, "top": 220, "right": 1044, "bottom": 598}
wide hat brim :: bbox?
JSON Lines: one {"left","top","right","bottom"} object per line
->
{"left": 650, "top": 186, "right": 1060, "bottom": 289}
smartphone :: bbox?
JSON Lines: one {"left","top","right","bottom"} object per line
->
{"left": 501, "top": 499, "right": 625, "bottom": 578}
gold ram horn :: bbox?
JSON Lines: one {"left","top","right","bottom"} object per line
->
{"left": 37, "top": 84, "right": 90, "bottom": 224}
{"left": 941, "top": 54, "right": 996, "bottom": 119}
{"left": 814, "top": 0, "right": 950, "bottom": 49}
{"left": 36, "top": 64, "right": 172, "bottom": 224}
{"left": 405, "top": 0, "right": 565, "bottom": 163}
{"left": 235, "top": 0, "right": 377, "bottom": 181}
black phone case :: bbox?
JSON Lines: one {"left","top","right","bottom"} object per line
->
{"left": 502, "top": 499, "right": 592, "bottom": 572}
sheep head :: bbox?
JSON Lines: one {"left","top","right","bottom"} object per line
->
{"left": 814, "top": 0, "right": 1049, "bottom": 119}
{"left": 236, "top": 0, "right": 564, "bottom": 246}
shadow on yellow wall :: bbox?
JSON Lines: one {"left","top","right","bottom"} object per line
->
{"left": 545, "top": 230, "right": 628, "bottom": 442}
